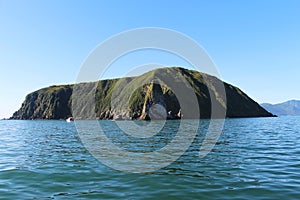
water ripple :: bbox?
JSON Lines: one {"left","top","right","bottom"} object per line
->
{"left": 0, "top": 117, "right": 300, "bottom": 199}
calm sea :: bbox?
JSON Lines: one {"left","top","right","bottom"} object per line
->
{"left": 0, "top": 117, "right": 300, "bottom": 199}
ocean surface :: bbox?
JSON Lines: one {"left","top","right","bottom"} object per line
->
{"left": 0, "top": 117, "right": 300, "bottom": 199}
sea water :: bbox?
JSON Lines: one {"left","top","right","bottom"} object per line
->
{"left": 0, "top": 117, "right": 300, "bottom": 199}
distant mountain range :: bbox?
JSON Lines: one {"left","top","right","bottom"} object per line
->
{"left": 261, "top": 100, "right": 300, "bottom": 116}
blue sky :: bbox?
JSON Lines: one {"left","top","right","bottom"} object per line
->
{"left": 0, "top": 0, "right": 300, "bottom": 118}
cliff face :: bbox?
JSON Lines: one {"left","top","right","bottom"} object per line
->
{"left": 12, "top": 85, "right": 73, "bottom": 120}
{"left": 11, "top": 67, "right": 274, "bottom": 120}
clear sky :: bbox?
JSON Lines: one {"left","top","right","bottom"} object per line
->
{"left": 0, "top": 0, "right": 300, "bottom": 119}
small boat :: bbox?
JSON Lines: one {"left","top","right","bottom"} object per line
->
{"left": 66, "top": 117, "right": 74, "bottom": 122}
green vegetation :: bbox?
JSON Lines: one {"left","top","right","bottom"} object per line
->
{"left": 11, "top": 67, "right": 274, "bottom": 120}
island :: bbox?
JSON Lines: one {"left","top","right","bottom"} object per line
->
{"left": 10, "top": 67, "right": 275, "bottom": 120}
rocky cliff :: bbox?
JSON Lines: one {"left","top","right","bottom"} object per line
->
{"left": 12, "top": 85, "right": 73, "bottom": 120}
{"left": 11, "top": 67, "right": 274, "bottom": 120}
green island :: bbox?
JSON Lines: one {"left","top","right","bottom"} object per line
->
{"left": 10, "top": 67, "right": 274, "bottom": 120}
